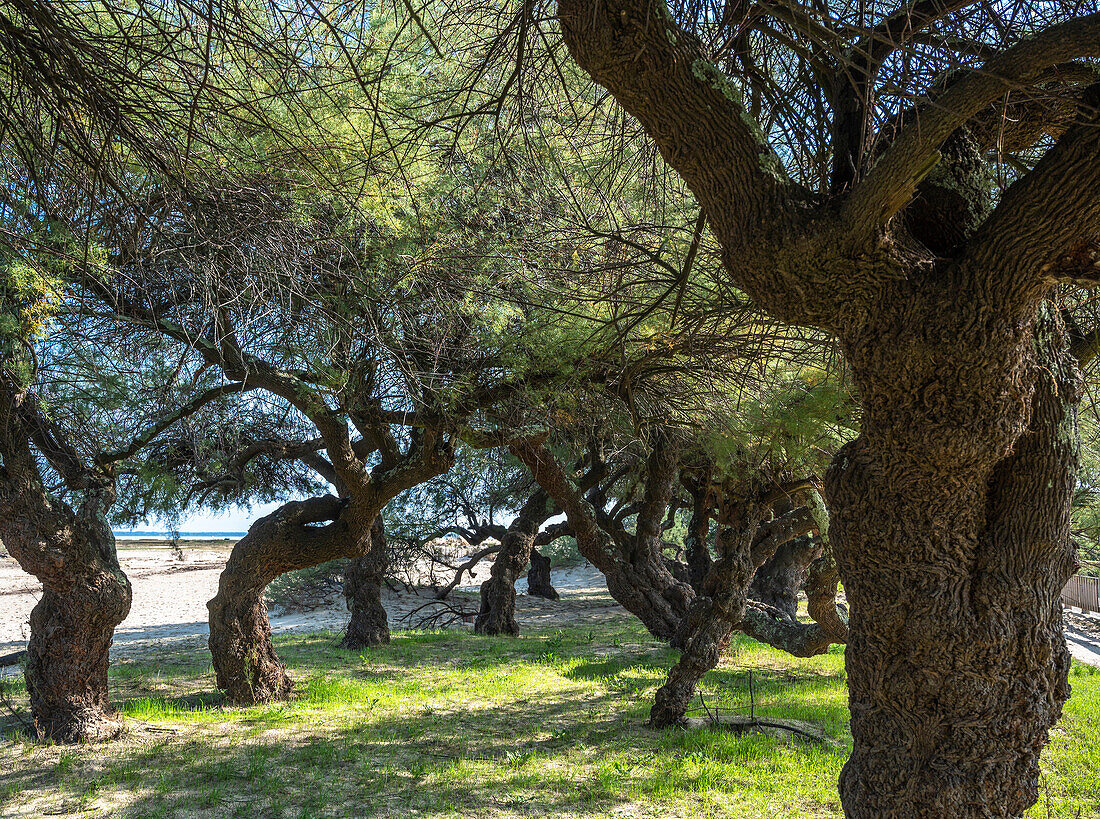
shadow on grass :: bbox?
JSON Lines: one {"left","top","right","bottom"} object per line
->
{"left": 0, "top": 622, "right": 856, "bottom": 818}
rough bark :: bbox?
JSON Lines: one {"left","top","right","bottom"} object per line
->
{"left": 526, "top": 547, "right": 559, "bottom": 600}
{"left": 475, "top": 488, "right": 555, "bottom": 635}
{"left": 683, "top": 482, "right": 713, "bottom": 593}
{"left": 208, "top": 496, "right": 354, "bottom": 704}
{"left": 650, "top": 510, "right": 762, "bottom": 728}
{"left": 21, "top": 508, "right": 131, "bottom": 742}
{"left": 0, "top": 398, "right": 131, "bottom": 742}
{"left": 651, "top": 491, "right": 843, "bottom": 728}
{"left": 827, "top": 303, "right": 1079, "bottom": 817}
{"left": 748, "top": 534, "right": 819, "bottom": 619}
{"left": 556, "top": 0, "right": 1096, "bottom": 810}
{"left": 515, "top": 438, "right": 694, "bottom": 642}
{"left": 341, "top": 517, "right": 390, "bottom": 649}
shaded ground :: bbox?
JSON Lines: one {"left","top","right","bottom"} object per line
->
{"left": 0, "top": 543, "right": 616, "bottom": 673}
{"left": 1, "top": 618, "right": 1096, "bottom": 818}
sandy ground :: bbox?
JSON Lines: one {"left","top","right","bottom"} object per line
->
{"left": 0, "top": 542, "right": 617, "bottom": 675}
{"left": 1064, "top": 610, "right": 1100, "bottom": 667}
{"left": 4, "top": 543, "right": 1099, "bottom": 672}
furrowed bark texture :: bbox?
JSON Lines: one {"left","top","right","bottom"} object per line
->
{"left": 557, "top": 0, "right": 1095, "bottom": 809}
{"left": 650, "top": 509, "right": 762, "bottom": 728}
{"left": 475, "top": 488, "right": 556, "bottom": 635}
{"left": 526, "top": 547, "right": 559, "bottom": 600}
{"left": 0, "top": 401, "right": 131, "bottom": 742}
{"left": 341, "top": 517, "right": 390, "bottom": 649}
{"left": 748, "top": 534, "right": 819, "bottom": 619}
{"left": 208, "top": 496, "right": 360, "bottom": 704}
{"left": 650, "top": 497, "right": 832, "bottom": 727}
{"left": 683, "top": 483, "right": 713, "bottom": 593}
{"left": 827, "top": 303, "right": 1079, "bottom": 817}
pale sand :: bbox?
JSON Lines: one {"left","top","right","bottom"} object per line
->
{"left": 0, "top": 542, "right": 616, "bottom": 673}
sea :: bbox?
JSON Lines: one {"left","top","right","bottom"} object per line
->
{"left": 113, "top": 530, "right": 247, "bottom": 540}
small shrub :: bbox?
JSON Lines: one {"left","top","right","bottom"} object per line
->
{"left": 266, "top": 561, "right": 346, "bottom": 613}
{"left": 540, "top": 536, "right": 583, "bottom": 568}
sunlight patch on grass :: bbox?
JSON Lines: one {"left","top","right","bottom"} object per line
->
{"left": 0, "top": 619, "right": 1097, "bottom": 818}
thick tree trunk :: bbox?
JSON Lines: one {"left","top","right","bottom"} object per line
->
{"left": 476, "top": 489, "right": 554, "bottom": 635}
{"left": 0, "top": 427, "right": 132, "bottom": 742}
{"left": 828, "top": 305, "right": 1079, "bottom": 817}
{"left": 748, "top": 535, "right": 819, "bottom": 619}
{"left": 208, "top": 564, "right": 291, "bottom": 705}
{"left": 341, "top": 517, "right": 390, "bottom": 649}
{"left": 24, "top": 527, "right": 131, "bottom": 742}
{"left": 208, "top": 496, "right": 353, "bottom": 704}
{"left": 526, "top": 547, "right": 559, "bottom": 600}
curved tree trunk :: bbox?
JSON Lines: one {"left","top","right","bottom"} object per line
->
{"left": 341, "top": 517, "right": 390, "bottom": 649}
{"left": 23, "top": 519, "right": 131, "bottom": 742}
{"left": 650, "top": 514, "right": 760, "bottom": 728}
{"left": 526, "top": 547, "right": 559, "bottom": 600}
{"left": 651, "top": 495, "right": 840, "bottom": 728}
{"left": 0, "top": 406, "right": 132, "bottom": 742}
{"left": 516, "top": 437, "right": 696, "bottom": 642}
{"left": 827, "top": 304, "right": 1079, "bottom": 817}
{"left": 208, "top": 496, "right": 353, "bottom": 705}
{"left": 748, "top": 535, "right": 819, "bottom": 619}
{"left": 476, "top": 489, "right": 554, "bottom": 635}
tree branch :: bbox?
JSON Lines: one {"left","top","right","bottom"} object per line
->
{"left": 840, "top": 13, "right": 1100, "bottom": 237}
{"left": 557, "top": 0, "right": 790, "bottom": 248}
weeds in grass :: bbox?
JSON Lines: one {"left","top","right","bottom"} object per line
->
{"left": 0, "top": 618, "right": 1096, "bottom": 818}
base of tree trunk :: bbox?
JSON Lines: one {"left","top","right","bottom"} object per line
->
{"left": 526, "top": 548, "right": 559, "bottom": 600}
{"left": 339, "top": 598, "right": 391, "bottom": 649}
{"left": 25, "top": 576, "right": 131, "bottom": 742}
{"left": 474, "top": 577, "right": 519, "bottom": 635}
{"left": 208, "top": 589, "right": 293, "bottom": 705}
{"left": 340, "top": 518, "right": 391, "bottom": 649}
{"left": 649, "top": 598, "right": 734, "bottom": 728}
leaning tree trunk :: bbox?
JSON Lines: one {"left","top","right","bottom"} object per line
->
{"left": 514, "top": 438, "right": 695, "bottom": 642}
{"left": 526, "top": 547, "right": 559, "bottom": 600}
{"left": 650, "top": 493, "right": 841, "bottom": 728}
{"left": 475, "top": 489, "right": 555, "bottom": 635}
{"left": 748, "top": 535, "right": 819, "bottom": 619}
{"left": 827, "top": 303, "right": 1079, "bottom": 817}
{"left": 0, "top": 412, "right": 132, "bottom": 743}
{"left": 341, "top": 517, "right": 390, "bottom": 649}
{"left": 650, "top": 511, "right": 762, "bottom": 728}
{"left": 23, "top": 509, "right": 131, "bottom": 742}
{"left": 208, "top": 496, "right": 356, "bottom": 705}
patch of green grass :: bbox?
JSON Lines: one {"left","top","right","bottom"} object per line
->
{"left": 1, "top": 616, "right": 1098, "bottom": 818}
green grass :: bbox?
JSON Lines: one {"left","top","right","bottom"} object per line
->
{"left": 0, "top": 615, "right": 1097, "bottom": 818}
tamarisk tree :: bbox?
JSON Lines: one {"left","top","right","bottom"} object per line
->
{"left": 0, "top": 289, "right": 251, "bottom": 739}
{"left": 549, "top": 0, "right": 1100, "bottom": 812}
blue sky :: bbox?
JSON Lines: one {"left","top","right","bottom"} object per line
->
{"left": 120, "top": 501, "right": 286, "bottom": 533}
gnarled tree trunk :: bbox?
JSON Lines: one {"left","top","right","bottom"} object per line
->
{"left": 526, "top": 547, "right": 559, "bottom": 600}
{"left": 22, "top": 512, "right": 131, "bottom": 742}
{"left": 748, "top": 535, "right": 819, "bottom": 619}
{"left": 650, "top": 509, "right": 763, "bottom": 728}
{"left": 208, "top": 496, "right": 353, "bottom": 704}
{"left": 0, "top": 395, "right": 132, "bottom": 742}
{"left": 475, "top": 489, "right": 555, "bottom": 635}
{"left": 515, "top": 437, "right": 695, "bottom": 642}
{"left": 341, "top": 517, "right": 390, "bottom": 649}
{"left": 649, "top": 494, "right": 839, "bottom": 727}
{"left": 827, "top": 304, "right": 1079, "bottom": 817}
